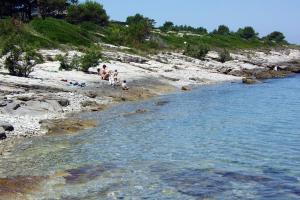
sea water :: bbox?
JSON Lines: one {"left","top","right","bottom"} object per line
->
{"left": 0, "top": 75, "right": 300, "bottom": 199}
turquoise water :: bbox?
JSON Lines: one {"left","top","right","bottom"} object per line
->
{"left": 1, "top": 76, "right": 300, "bottom": 199}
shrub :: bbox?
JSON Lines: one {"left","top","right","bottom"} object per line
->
{"left": 218, "top": 49, "right": 232, "bottom": 63}
{"left": 125, "top": 14, "right": 155, "bottom": 43}
{"left": 161, "top": 21, "right": 174, "bottom": 32}
{"left": 80, "top": 48, "right": 102, "bottom": 72}
{"left": 237, "top": 26, "right": 258, "bottom": 40}
{"left": 184, "top": 44, "right": 210, "bottom": 60}
{"left": 4, "top": 45, "right": 40, "bottom": 77}
{"left": 104, "top": 24, "right": 126, "bottom": 45}
{"left": 264, "top": 31, "right": 286, "bottom": 44}
{"left": 213, "top": 25, "right": 230, "bottom": 35}
{"left": 57, "top": 54, "right": 72, "bottom": 71}
{"left": 67, "top": 1, "right": 109, "bottom": 26}
{"left": 57, "top": 53, "right": 81, "bottom": 71}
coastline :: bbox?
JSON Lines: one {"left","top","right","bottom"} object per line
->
{"left": 1, "top": 47, "right": 300, "bottom": 155}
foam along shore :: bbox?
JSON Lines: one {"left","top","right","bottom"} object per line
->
{"left": 1, "top": 46, "right": 300, "bottom": 154}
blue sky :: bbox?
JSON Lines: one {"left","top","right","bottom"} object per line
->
{"left": 93, "top": 0, "right": 300, "bottom": 44}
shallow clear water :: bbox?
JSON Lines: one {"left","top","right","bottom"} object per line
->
{"left": 1, "top": 76, "right": 300, "bottom": 199}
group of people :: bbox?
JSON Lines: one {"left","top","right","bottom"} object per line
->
{"left": 97, "top": 65, "right": 129, "bottom": 90}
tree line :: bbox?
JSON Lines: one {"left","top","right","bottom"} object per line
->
{"left": 161, "top": 22, "right": 287, "bottom": 44}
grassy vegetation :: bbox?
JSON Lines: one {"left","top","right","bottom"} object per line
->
{"left": 0, "top": 17, "right": 286, "bottom": 56}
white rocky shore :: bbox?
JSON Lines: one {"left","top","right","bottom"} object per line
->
{"left": 1, "top": 45, "right": 300, "bottom": 153}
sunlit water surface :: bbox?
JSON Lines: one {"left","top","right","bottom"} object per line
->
{"left": 1, "top": 76, "right": 300, "bottom": 199}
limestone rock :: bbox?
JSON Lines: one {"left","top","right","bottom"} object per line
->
{"left": 86, "top": 91, "right": 97, "bottom": 98}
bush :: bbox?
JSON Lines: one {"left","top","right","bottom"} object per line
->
{"left": 80, "top": 48, "right": 102, "bottom": 72}
{"left": 161, "top": 21, "right": 174, "bottom": 32}
{"left": 104, "top": 24, "right": 126, "bottom": 45}
{"left": 264, "top": 31, "right": 286, "bottom": 44}
{"left": 125, "top": 14, "right": 155, "bottom": 43}
{"left": 213, "top": 25, "right": 230, "bottom": 35}
{"left": 237, "top": 26, "right": 258, "bottom": 40}
{"left": 218, "top": 49, "right": 232, "bottom": 63}
{"left": 57, "top": 53, "right": 81, "bottom": 71}
{"left": 184, "top": 44, "right": 210, "bottom": 60}
{"left": 4, "top": 45, "right": 40, "bottom": 77}
{"left": 67, "top": 1, "right": 109, "bottom": 26}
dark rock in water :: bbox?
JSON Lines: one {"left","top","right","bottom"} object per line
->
{"left": 215, "top": 170, "right": 272, "bottom": 183}
{"left": 181, "top": 86, "right": 191, "bottom": 91}
{"left": 0, "top": 176, "right": 47, "bottom": 199}
{"left": 80, "top": 101, "right": 107, "bottom": 111}
{"left": 155, "top": 100, "right": 170, "bottom": 106}
{"left": 135, "top": 109, "right": 148, "bottom": 114}
{"left": 57, "top": 99, "right": 70, "bottom": 107}
{"left": 0, "top": 121, "right": 14, "bottom": 132}
{"left": 64, "top": 163, "right": 117, "bottom": 184}
{"left": 255, "top": 70, "right": 291, "bottom": 79}
{"left": 242, "top": 78, "right": 259, "bottom": 84}
{"left": 40, "top": 118, "right": 96, "bottom": 135}
{"left": 122, "top": 108, "right": 149, "bottom": 117}
{"left": 160, "top": 169, "right": 231, "bottom": 198}
{"left": 285, "top": 65, "right": 300, "bottom": 73}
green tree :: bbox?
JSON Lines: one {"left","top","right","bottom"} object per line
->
{"left": 218, "top": 49, "right": 232, "bottom": 63}
{"left": 67, "top": 0, "right": 109, "bottom": 26}
{"left": 4, "top": 45, "right": 42, "bottom": 77}
{"left": 161, "top": 21, "right": 174, "bottom": 32}
{"left": 237, "top": 26, "right": 258, "bottom": 39}
{"left": 215, "top": 25, "right": 230, "bottom": 35}
{"left": 264, "top": 31, "right": 286, "bottom": 43}
{"left": 80, "top": 47, "right": 102, "bottom": 72}
{"left": 125, "top": 14, "right": 155, "bottom": 43}
{"left": 126, "top": 13, "right": 155, "bottom": 27}
{"left": 184, "top": 43, "right": 210, "bottom": 60}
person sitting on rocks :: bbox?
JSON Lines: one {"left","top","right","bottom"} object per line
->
{"left": 122, "top": 80, "right": 129, "bottom": 90}
{"left": 108, "top": 71, "right": 114, "bottom": 85}
{"left": 113, "top": 70, "right": 120, "bottom": 85}
{"left": 100, "top": 65, "right": 110, "bottom": 80}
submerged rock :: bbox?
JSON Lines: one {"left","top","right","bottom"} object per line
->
{"left": 80, "top": 100, "right": 107, "bottom": 111}
{"left": 181, "top": 86, "right": 191, "bottom": 91}
{"left": 40, "top": 118, "right": 97, "bottom": 135}
{"left": 63, "top": 163, "right": 117, "bottom": 184}
{"left": 242, "top": 78, "right": 259, "bottom": 84}
{"left": 0, "top": 176, "right": 47, "bottom": 199}
{"left": 155, "top": 100, "right": 170, "bottom": 106}
{"left": 160, "top": 168, "right": 231, "bottom": 198}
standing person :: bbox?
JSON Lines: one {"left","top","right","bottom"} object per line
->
{"left": 100, "top": 65, "right": 110, "bottom": 80}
